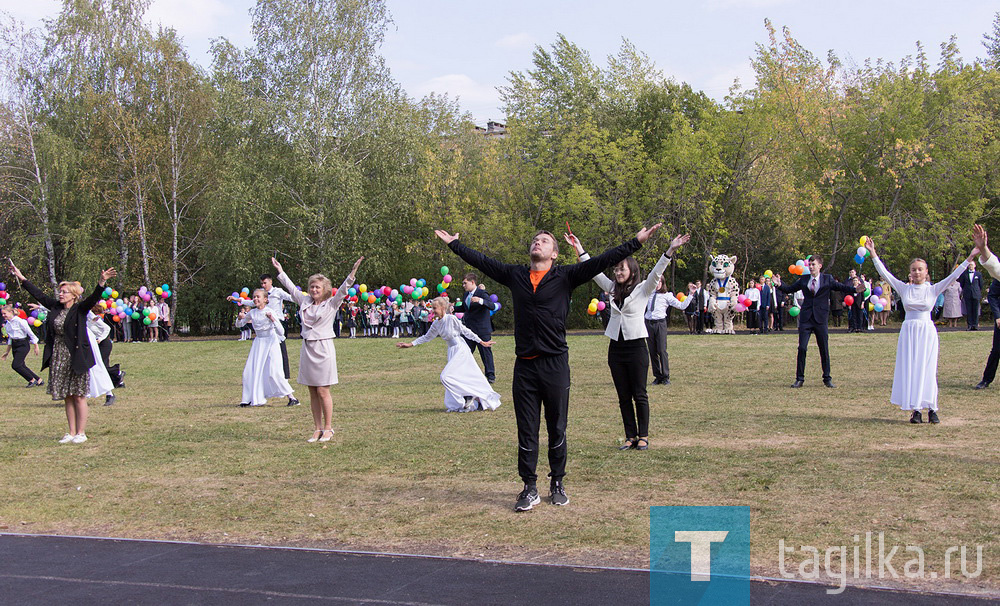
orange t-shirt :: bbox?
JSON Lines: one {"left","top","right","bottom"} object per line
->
{"left": 529, "top": 269, "right": 548, "bottom": 292}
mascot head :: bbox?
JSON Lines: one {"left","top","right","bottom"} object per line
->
{"left": 709, "top": 254, "right": 737, "bottom": 281}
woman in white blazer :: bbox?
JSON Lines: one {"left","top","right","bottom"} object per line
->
{"left": 566, "top": 233, "right": 689, "bottom": 450}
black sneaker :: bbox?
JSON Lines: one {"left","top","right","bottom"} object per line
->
{"left": 910, "top": 410, "right": 923, "bottom": 424}
{"left": 514, "top": 485, "right": 540, "bottom": 511}
{"left": 287, "top": 397, "right": 301, "bottom": 407}
{"left": 928, "top": 410, "right": 940, "bottom": 424}
{"left": 549, "top": 480, "right": 569, "bottom": 506}
{"left": 239, "top": 402, "right": 251, "bottom": 408}
{"left": 104, "top": 394, "right": 116, "bottom": 406}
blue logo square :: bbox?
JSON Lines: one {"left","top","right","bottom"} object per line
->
{"left": 650, "top": 506, "right": 751, "bottom": 606}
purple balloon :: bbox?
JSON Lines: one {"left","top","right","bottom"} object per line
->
{"left": 489, "top": 294, "right": 499, "bottom": 302}
{"left": 873, "top": 286, "right": 883, "bottom": 296}
{"left": 0, "top": 282, "right": 5, "bottom": 290}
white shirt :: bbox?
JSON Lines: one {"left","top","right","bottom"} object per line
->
{"left": 581, "top": 252, "right": 672, "bottom": 341}
{"left": 644, "top": 290, "right": 693, "bottom": 320}
{"left": 265, "top": 285, "right": 295, "bottom": 317}
{"left": 980, "top": 253, "right": 1000, "bottom": 279}
{"left": 743, "top": 288, "right": 760, "bottom": 305}
{"left": 5, "top": 317, "right": 39, "bottom": 345}
{"left": 86, "top": 311, "right": 111, "bottom": 343}
{"left": 236, "top": 307, "right": 286, "bottom": 341}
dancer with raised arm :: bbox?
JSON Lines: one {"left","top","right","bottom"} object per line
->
{"left": 396, "top": 296, "right": 500, "bottom": 412}
{"left": 435, "top": 223, "right": 661, "bottom": 511}
{"left": 272, "top": 256, "right": 363, "bottom": 442}
{"left": 565, "top": 232, "right": 689, "bottom": 451}
{"left": 865, "top": 237, "right": 979, "bottom": 423}
{"left": 775, "top": 256, "right": 863, "bottom": 388}
{"left": 9, "top": 259, "right": 117, "bottom": 444}
{"left": 1, "top": 305, "right": 41, "bottom": 387}
{"left": 972, "top": 224, "right": 1000, "bottom": 390}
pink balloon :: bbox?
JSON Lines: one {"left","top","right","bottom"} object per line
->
{"left": 455, "top": 312, "right": 464, "bottom": 319}
{"left": 596, "top": 301, "right": 606, "bottom": 311}
{"left": 443, "top": 274, "right": 452, "bottom": 283}
{"left": 409, "top": 278, "right": 417, "bottom": 287}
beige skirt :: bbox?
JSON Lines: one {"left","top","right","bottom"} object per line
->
{"left": 298, "top": 338, "right": 338, "bottom": 386}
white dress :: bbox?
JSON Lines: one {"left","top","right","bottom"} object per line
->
{"left": 237, "top": 308, "right": 294, "bottom": 405}
{"left": 873, "top": 257, "right": 970, "bottom": 411}
{"left": 85, "top": 312, "right": 115, "bottom": 399}
{"left": 411, "top": 314, "right": 501, "bottom": 412}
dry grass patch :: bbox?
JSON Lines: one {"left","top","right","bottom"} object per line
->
{"left": 0, "top": 329, "right": 997, "bottom": 595}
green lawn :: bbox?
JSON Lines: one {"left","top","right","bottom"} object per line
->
{"left": 0, "top": 329, "right": 997, "bottom": 595}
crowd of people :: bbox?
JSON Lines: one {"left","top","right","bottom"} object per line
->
{"left": 3, "top": 222, "right": 999, "bottom": 513}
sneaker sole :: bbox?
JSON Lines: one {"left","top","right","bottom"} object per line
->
{"left": 515, "top": 496, "right": 541, "bottom": 512}
{"left": 550, "top": 496, "right": 570, "bottom": 506}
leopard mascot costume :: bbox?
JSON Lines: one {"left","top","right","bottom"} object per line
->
{"left": 706, "top": 254, "right": 740, "bottom": 334}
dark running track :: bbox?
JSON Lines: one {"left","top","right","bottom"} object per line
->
{"left": 1, "top": 534, "right": 996, "bottom": 605}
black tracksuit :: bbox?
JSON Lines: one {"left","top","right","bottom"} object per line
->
{"left": 448, "top": 237, "right": 642, "bottom": 484}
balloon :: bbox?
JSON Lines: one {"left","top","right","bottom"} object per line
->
{"left": 139, "top": 286, "right": 148, "bottom": 294}
{"left": 596, "top": 301, "right": 606, "bottom": 311}
{"left": 868, "top": 303, "right": 874, "bottom": 312}
{"left": 33, "top": 319, "right": 42, "bottom": 327}
{"left": 162, "top": 284, "right": 169, "bottom": 291}
{"left": 111, "top": 290, "right": 119, "bottom": 299}
{"left": 788, "top": 306, "right": 801, "bottom": 317}
{"left": 0, "top": 282, "right": 5, "bottom": 290}
{"left": 864, "top": 288, "right": 871, "bottom": 298}
{"left": 417, "top": 279, "right": 426, "bottom": 288}
{"left": 0, "top": 298, "right": 5, "bottom": 306}
{"left": 142, "top": 308, "right": 150, "bottom": 316}
{"left": 455, "top": 312, "right": 464, "bottom": 319}
{"left": 409, "top": 278, "right": 417, "bottom": 287}
{"left": 588, "top": 303, "right": 598, "bottom": 312}
{"left": 443, "top": 274, "right": 452, "bottom": 283}
{"left": 854, "top": 254, "right": 864, "bottom": 265}
{"left": 880, "top": 297, "right": 888, "bottom": 306}
{"left": 155, "top": 287, "right": 163, "bottom": 295}
{"left": 733, "top": 303, "right": 746, "bottom": 313}
{"left": 422, "top": 287, "right": 429, "bottom": 296}
{"left": 149, "top": 313, "right": 157, "bottom": 321}
{"left": 873, "top": 286, "right": 883, "bottom": 296}
{"left": 436, "top": 284, "right": 446, "bottom": 293}
{"left": 143, "top": 318, "right": 151, "bottom": 325}
{"left": 390, "top": 289, "right": 399, "bottom": 299}
{"left": 440, "top": 266, "right": 449, "bottom": 276}
{"left": 859, "top": 236, "right": 867, "bottom": 246}
{"left": 411, "top": 290, "right": 421, "bottom": 300}
{"left": 104, "top": 287, "right": 113, "bottom": 297}
{"left": 112, "top": 315, "right": 121, "bottom": 322}
{"left": 359, "top": 284, "right": 367, "bottom": 293}
{"left": 162, "top": 291, "right": 170, "bottom": 298}
{"left": 801, "top": 266, "right": 810, "bottom": 276}
{"left": 231, "top": 291, "right": 240, "bottom": 299}
{"left": 796, "top": 260, "right": 805, "bottom": 267}
{"left": 367, "top": 294, "right": 376, "bottom": 303}
{"left": 489, "top": 294, "right": 499, "bottom": 303}
{"left": 677, "top": 293, "right": 687, "bottom": 302}
{"left": 764, "top": 270, "right": 773, "bottom": 278}
{"left": 874, "top": 304, "right": 884, "bottom": 312}
{"left": 869, "top": 294, "right": 879, "bottom": 303}
{"left": 494, "top": 303, "right": 501, "bottom": 311}
{"left": 844, "top": 295, "right": 854, "bottom": 306}
{"left": 788, "top": 265, "right": 797, "bottom": 274}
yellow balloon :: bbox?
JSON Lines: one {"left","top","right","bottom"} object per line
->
{"left": 859, "top": 236, "right": 867, "bottom": 246}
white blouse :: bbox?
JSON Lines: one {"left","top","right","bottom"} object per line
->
{"left": 411, "top": 314, "right": 482, "bottom": 347}
{"left": 86, "top": 312, "right": 111, "bottom": 343}
{"left": 644, "top": 290, "right": 693, "bottom": 321}
{"left": 236, "top": 307, "right": 286, "bottom": 340}
{"left": 4, "top": 317, "right": 39, "bottom": 344}
{"left": 277, "top": 271, "right": 353, "bottom": 341}
{"left": 581, "top": 252, "right": 672, "bottom": 341}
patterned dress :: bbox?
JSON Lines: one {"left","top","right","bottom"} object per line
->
{"left": 47, "top": 309, "right": 90, "bottom": 401}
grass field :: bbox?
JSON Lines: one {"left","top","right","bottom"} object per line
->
{"left": 0, "top": 328, "right": 997, "bottom": 595}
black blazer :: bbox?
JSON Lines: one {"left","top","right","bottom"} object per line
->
{"left": 23, "top": 280, "right": 104, "bottom": 375}
{"left": 988, "top": 279, "right": 1000, "bottom": 320}
{"left": 460, "top": 286, "right": 495, "bottom": 337}
{"left": 958, "top": 270, "right": 983, "bottom": 300}
{"left": 776, "top": 273, "right": 856, "bottom": 329}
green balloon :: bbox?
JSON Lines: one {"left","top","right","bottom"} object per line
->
{"left": 131, "top": 312, "right": 140, "bottom": 320}
{"left": 143, "top": 318, "right": 151, "bottom": 325}
{"left": 411, "top": 290, "right": 421, "bottom": 300}
{"left": 440, "top": 266, "right": 449, "bottom": 276}
{"left": 864, "top": 289, "right": 871, "bottom": 298}
{"left": 788, "top": 306, "right": 801, "bottom": 317}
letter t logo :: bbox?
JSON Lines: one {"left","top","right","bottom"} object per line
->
{"left": 674, "top": 531, "right": 730, "bottom": 581}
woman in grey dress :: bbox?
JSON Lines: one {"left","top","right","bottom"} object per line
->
{"left": 9, "top": 260, "right": 117, "bottom": 444}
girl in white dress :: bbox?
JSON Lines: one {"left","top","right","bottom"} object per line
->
{"left": 236, "top": 289, "right": 297, "bottom": 408}
{"left": 865, "top": 238, "right": 979, "bottom": 424}
{"left": 396, "top": 297, "right": 500, "bottom": 412}
{"left": 273, "top": 255, "right": 363, "bottom": 442}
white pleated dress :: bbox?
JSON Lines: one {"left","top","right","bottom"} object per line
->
{"left": 411, "top": 314, "right": 501, "bottom": 412}
{"left": 85, "top": 312, "right": 114, "bottom": 399}
{"left": 237, "top": 308, "right": 294, "bottom": 406}
{"left": 873, "top": 257, "right": 969, "bottom": 411}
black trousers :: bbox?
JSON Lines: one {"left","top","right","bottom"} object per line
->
{"left": 773, "top": 307, "right": 784, "bottom": 330}
{"left": 465, "top": 336, "right": 495, "bottom": 381}
{"left": 796, "top": 324, "right": 832, "bottom": 382}
{"left": 280, "top": 340, "right": 290, "bottom": 380}
{"left": 966, "top": 296, "right": 980, "bottom": 329}
{"left": 645, "top": 319, "right": 668, "bottom": 381}
{"left": 10, "top": 338, "right": 39, "bottom": 383}
{"left": 512, "top": 353, "right": 570, "bottom": 484}
{"left": 849, "top": 303, "right": 864, "bottom": 331}
{"left": 159, "top": 324, "right": 171, "bottom": 341}
{"left": 982, "top": 323, "right": 1000, "bottom": 384}
{"left": 758, "top": 307, "right": 769, "bottom": 333}
{"left": 97, "top": 338, "right": 123, "bottom": 387}
{"left": 609, "top": 338, "right": 650, "bottom": 439}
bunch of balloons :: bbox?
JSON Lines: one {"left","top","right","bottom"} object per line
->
{"left": 587, "top": 297, "right": 607, "bottom": 315}
{"left": 230, "top": 287, "right": 253, "bottom": 306}
{"left": 28, "top": 307, "right": 48, "bottom": 327}
{"left": 853, "top": 236, "right": 871, "bottom": 265}
{"left": 734, "top": 294, "right": 751, "bottom": 313}
{"left": 868, "top": 286, "right": 889, "bottom": 312}
{"left": 0, "top": 282, "right": 8, "bottom": 306}
{"left": 787, "top": 258, "right": 812, "bottom": 276}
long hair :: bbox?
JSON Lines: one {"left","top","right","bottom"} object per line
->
{"left": 612, "top": 257, "right": 642, "bottom": 308}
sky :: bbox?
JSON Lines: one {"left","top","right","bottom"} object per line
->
{"left": 2, "top": 0, "right": 997, "bottom": 126}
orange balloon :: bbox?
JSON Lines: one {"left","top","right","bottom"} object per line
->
{"left": 788, "top": 265, "right": 797, "bottom": 274}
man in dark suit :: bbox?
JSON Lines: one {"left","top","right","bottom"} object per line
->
{"left": 776, "top": 255, "right": 862, "bottom": 388}
{"left": 758, "top": 276, "right": 772, "bottom": 334}
{"left": 460, "top": 272, "right": 497, "bottom": 383}
{"left": 958, "top": 261, "right": 983, "bottom": 330}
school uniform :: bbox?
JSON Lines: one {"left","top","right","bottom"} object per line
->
{"left": 4, "top": 316, "right": 41, "bottom": 383}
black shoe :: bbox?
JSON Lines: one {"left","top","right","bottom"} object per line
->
{"left": 910, "top": 411, "right": 923, "bottom": 424}
{"left": 619, "top": 438, "right": 636, "bottom": 450}
{"left": 287, "top": 397, "right": 301, "bottom": 407}
{"left": 661, "top": 378, "right": 671, "bottom": 385}
{"left": 928, "top": 410, "right": 940, "bottom": 424}
{"left": 239, "top": 402, "right": 251, "bottom": 408}
{"left": 487, "top": 377, "right": 496, "bottom": 384}
{"left": 104, "top": 394, "right": 116, "bottom": 406}
{"left": 975, "top": 381, "right": 989, "bottom": 390}
{"left": 25, "top": 380, "right": 35, "bottom": 388}
{"left": 824, "top": 381, "right": 836, "bottom": 388}
{"left": 514, "top": 485, "right": 540, "bottom": 511}
{"left": 790, "top": 380, "right": 804, "bottom": 388}
{"left": 549, "top": 480, "right": 569, "bottom": 506}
